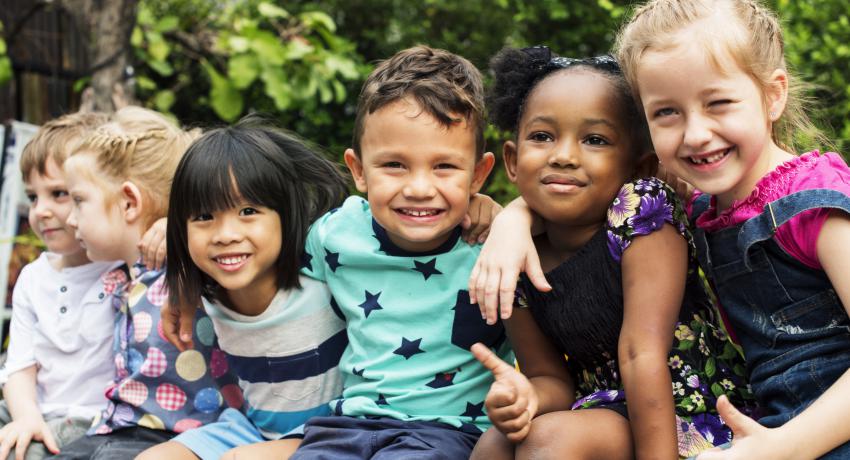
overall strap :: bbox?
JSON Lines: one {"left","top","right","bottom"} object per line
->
{"left": 690, "top": 194, "right": 714, "bottom": 278}
{"left": 738, "top": 189, "right": 850, "bottom": 268}
{"left": 690, "top": 193, "right": 712, "bottom": 224}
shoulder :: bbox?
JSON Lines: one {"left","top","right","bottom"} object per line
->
{"left": 790, "top": 151, "right": 850, "bottom": 197}
{"left": 309, "top": 196, "right": 371, "bottom": 239}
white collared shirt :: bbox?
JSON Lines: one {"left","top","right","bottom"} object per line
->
{"left": 1, "top": 252, "right": 119, "bottom": 419}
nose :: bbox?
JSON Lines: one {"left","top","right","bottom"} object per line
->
{"left": 33, "top": 199, "right": 52, "bottom": 219}
{"left": 66, "top": 211, "right": 77, "bottom": 229}
{"left": 402, "top": 170, "right": 437, "bottom": 200}
{"left": 548, "top": 141, "right": 580, "bottom": 168}
{"left": 683, "top": 112, "right": 713, "bottom": 149}
{"left": 212, "top": 215, "right": 244, "bottom": 245}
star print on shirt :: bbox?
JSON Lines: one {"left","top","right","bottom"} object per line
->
{"left": 352, "top": 366, "right": 365, "bottom": 377}
{"left": 412, "top": 258, "right": 443, "bottom": 280}
{"left": 358, "top": 291, "right": 383, "bottom": 318}
{"left": 426, "top": 371, "right": 456, "bottom": 388}
{"left": 376, "top": 394, "right": 389, "bottom": 406}
{"left": 393, "top": 337, "right": 425, "bottom": 360}
{"left": 300, "top": 251, "right": 313, "bottom": 271}
{"left": 373, "top": 234, "right": 393, "bottom": 254}
{"left": 324, "top": 248, "right": 342, "bottom": 272}
{"left": 461, "top": 401, "right": 485, "bottom": 421}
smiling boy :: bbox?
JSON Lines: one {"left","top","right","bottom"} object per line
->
{"left": 289, "top": 46, "right": 513, "bottom": 459}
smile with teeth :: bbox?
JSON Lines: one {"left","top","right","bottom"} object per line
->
{"left": 397, "top": 208, "right": 442, "bottom": 217}
{"left": 215, "top": 254, "right": 249, "bottom": 266}
{"left": 688, "top": 148, "right": 731, "bottom": 165}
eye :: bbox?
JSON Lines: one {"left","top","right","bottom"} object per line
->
{"left": 528, "top": 131, "right": 554, "bottom": 142}
{"left": 191, "top": 213, "right": 213, "bottom": 222}
{"left": 709, "top": 99, "right": 732, "bottom": 107}
{"left": 239, "top": 207, "right": 259, "bottom": 216}
{"left": 382, "top": 161, "right": 404, "bottom": 169}
{"left": 26, "top": 193, "right": 36, "bottom": 204}
{"left": 71, "top": 195, "right": 83, "bottom": 205}
{"left": 52, "top": 190, "right": 69, "bottom": 199}
{"left": 435, "top": 163, "right": 458, "bottom": 170}
{"left": 584, "top": 135, "right": 610, "bottom": 146}
{"left": 653, "top": 107, "right": 676, "bottom": 118}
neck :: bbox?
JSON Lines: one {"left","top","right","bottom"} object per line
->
{"left": 223, "top": 277, "right": 279, "bottom": 317}
{"left": 541, "top": 220, "right": 602, "bottom": 266}
{"left": 121, "top": 223, "right": 146, "bottom": 266}
{"left": 54, "top": 250, "right": 91, "bottom": 270}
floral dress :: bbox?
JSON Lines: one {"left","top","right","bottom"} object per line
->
{"left": 518, "top": 177, "right": 755, "bottom": 458}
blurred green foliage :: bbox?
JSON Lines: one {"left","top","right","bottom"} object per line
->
{"left": 0, "top": 21, "right": 11, "bottom": 85}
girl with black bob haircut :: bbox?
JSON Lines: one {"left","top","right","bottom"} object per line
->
{"left": 468, "top": 47, "right": 754, "bottom": 459}
{"left": 153, "top": 114, "right": 350, "bottom": 459}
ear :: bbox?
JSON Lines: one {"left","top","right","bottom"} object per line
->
{"left": 120, "top": 181, "right": 145, "bottom": 225}
{"left": 470, "top": 152, "right": 496, "bottom": 195}
{"left": 766, "top": 68, "right": 789, "bottom": 123}
{"left": 502, "top": 140, "right": 519, "bottom": 183}
{"left": 343, "top": 148, "right": 368, "bottom": 194}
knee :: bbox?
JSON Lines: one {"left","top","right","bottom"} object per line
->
{"left": 220, "top": 450, "right": 237, "bottom": 460}
{"left": 471, "top": 428, "right": 514, "bottom": 460}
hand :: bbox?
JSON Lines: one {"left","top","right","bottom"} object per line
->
{"left": 656, "top": 164, "right": 694, "bottom": 204}
{"left": 462, "top": 193, "right": 502, "bottom": 244}
{"left": 469, "top": 207, "right": 549, "bottom": 325}
{"left": 471, "top": 343, "right": 539, "bottom": 443}
{"left": 159, "top": 298, "right": 196, "bottom": 351}
{"left": 138, "top": 217, "right": 167, "bottom": 270}
{"left": 0, "top": 418, "right": 60, "bottom": 460}
{"left": 697, "top": 396, "right": 784, "bottom": 460}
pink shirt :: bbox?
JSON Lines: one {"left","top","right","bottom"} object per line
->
{"left": 690, "top": 151, "right": 850, "bottom": 269}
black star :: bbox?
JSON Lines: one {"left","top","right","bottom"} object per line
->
{"left": 330, "top": 297, "right": 344, "bottom": 320}
{"left": 412, "top": 258, "right": 443, "bottom": 280}
{"left": 461, "top": 401, "right": 486, "bottom": 421}
{"left": 459, "top": 422, "right": 482, "bottom": 434}
{"left": 300, "top": 251, "right": 313, "bottom": 271}
{"left": 352, "top": 366, "right": 365, "bottom": 377}
{"left": 376, "top": 394, "right": 389, "bottom": 406}
{"left": 393, "top": 337, "right": 425, "bottom": 360}
{"left": 373, "top": 234, "right": 393, "bottom": 254}
{"left": 426, "top": 371, "right": 456, "bottom": 388}
{"left": 325, "top": 248, "right": 342, "bottom": 272}
{"left": 334, "top": 399, "right": 344, "bottom": 415}
{"left": 358, "top": 291, "right": 383, "bottom": 318}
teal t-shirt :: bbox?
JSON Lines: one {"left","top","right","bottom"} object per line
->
{"left": 302, "top": 196, "right": 514, "bottom": 432}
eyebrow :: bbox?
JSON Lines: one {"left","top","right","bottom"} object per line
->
{"left": 582, "top": 118, "right": 617, "bottom": 130}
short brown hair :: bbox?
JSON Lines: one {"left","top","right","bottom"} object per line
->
{"left": 352, "top": 45, "right": 486, "bottom": 158}
{"left": 20, "top": 112, "right": 110, "bottom": 179}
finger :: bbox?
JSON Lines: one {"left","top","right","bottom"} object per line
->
{"left": 0, "top": 432, "right": 16, "bottom": 460}
{"left": 40, "top": 428, "right": 60, "bottom": 455}
{"left": 716, "top": 394, "right": 760, "bottom": 438}
{"left": 483, "top": 267, "right": 502, "bottom": 325}
{"left": 525, "top": 250, "right": 551, "bottom": 292}
{"left": 468, "top": 261, "right": 481, "bottom": 306}
{"left": 153, "top": 242, "right": 167, "bottom": 270}
{"left": 478, "top": 228, "right": 490, "bottom": 244}
{"left": 471, "top": 343, "right": 515, "bottom": 377}
{"left": 473, "top": 264, "right": 490, "bottom": 313}
{"left": 159, "top": 305, "right": 186, "bottom": 351}
{"left": 15, "top": 432, "right": 32, "bottom": 460}
{"left": 497, "top": 409, "right": 532, "bottom": 435}
{"left": 461, "top": 213, "right": 472, "bottom": 231}
{"left": 498, "top": 267, "right": 519, "bottom": 321}
{"left": 178, "top": 307, "right": 196, "bottom": 350}
{"left": 487, "top": 398, "right": 527, "bottom": 422}
{"left": 505, "top": 421, "right": 531, "bottom": 443}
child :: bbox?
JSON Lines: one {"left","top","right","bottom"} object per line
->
{"left": 466, "top": 46, "right": 752, "bottom": 460}
{"left": 281, "top": 45, "right": 509, "bottom": 459}
{"left": 615, "top": 1, "right": 850, "bottom": 457}
{"left": 49, "top": 107, "right": 238, "bottom": 460}
{"left": 0, "top": 112, "right": 116, "bottom": 460}
{"left": 138, "top": 116, "right": 349, "bottom": 459}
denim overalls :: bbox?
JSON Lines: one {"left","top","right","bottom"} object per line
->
{"left": 692, "top": 189, "right": 850, "bottom": 458}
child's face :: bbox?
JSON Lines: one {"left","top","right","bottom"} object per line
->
{"left": 25, "top": 157, "right": 86, "bottom": 262}
{"left": 506, "top": 70, "right": 637, "bottom": 226}
{"left": 64, "top": 155, "right": 127, "bottom": 262}
{"left": 345, "top": 98, "right": 493, "bottom": 252}
{"left": 186, "top": 202, "right": 282, "bottom": 306}
{"left": 636, "top": 43, "right": 786, "bottom": 206}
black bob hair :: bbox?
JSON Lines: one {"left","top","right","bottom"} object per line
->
{"left": 487, "top": 47, "right": 651, "bottom": 154}
{"left": 166, "top": 114, "right": 348, "bottom": 308}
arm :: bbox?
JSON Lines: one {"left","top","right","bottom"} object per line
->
{"left": 0, "top": 367, "right": 60, "bottom": 459}
{"left": 471, "top": 307, "right": 575, "bottom": 442}
{"left": 469, "top": 197, "right": 550, "bottom": 325}
{"left": 461, "top": 193, "right": 503, "bottom": 244}
{"left": 619, "top": 223, "right": 684, "bottom": 460}
{"left": 138, "top": 217, "right": 167, "bottom": 270}
{"left": 700, "top": 210, "right": 850, "bottom": 459}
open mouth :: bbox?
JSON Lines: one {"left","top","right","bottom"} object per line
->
{"left": 687, "top": 148, "right": 731, "bottom": 165}
{"left": 395, "top": 208, "right": 443, "bottom": 217}
{"left": 214, "top": 254, "right": 250, "bottom": 270}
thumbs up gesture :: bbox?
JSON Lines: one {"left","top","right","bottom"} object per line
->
{"left": 471, "top": 342, "right": 539, "bottom": 442}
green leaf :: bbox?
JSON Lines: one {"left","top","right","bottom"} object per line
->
{"left": 136, "top": 75, "right": 156, "bottom": 91}
{"left": 258, "top": 2, "right": 290, "bottom": 19}
{"left": 153, "top": 89, "right": 176, "bottom": 112}
{"left": 705, "top": 357, "right": 716, "bottom": 378}
{"left": 147, "top": 59, "right": 174, "bottom": 76}
{"left": 332, "top": 79, "right": 347, "bottom": 103}
{"left": 285, "top": 39, "right": 314, "bottom": 60}
{"left": 260, "top": 67, "right": 291, "bottom": 109}
{"left": 72, "top": 76, "right": 91, "bottom": 92}
{"left": 228, "top": 36, "right": 251, "bottom": 53}
{"left": 205, "top": 63, "right": 243, "bottom": 121}
{"left": 228, "top": 54, "right": 260, "bottom": 89}
{"left": 147, "top": 32, "right": 170, "bottom": 61}
{"left": 155, "top": 16, "right": 179, "bottom": 33}
{"left": 318, "top": 81, "right": 333, "bottom": 103}
{"left": 131, "top": 27, "right": 144, "bottom": 48}
{"left": 0, "top": 56, "right": 12, "bottom": 85}
{"left": 299, "top": 11, "right": 336, "bottom": 32}
{"left": 710, "top": 383, "right": 725, "bottom": 398}
{"left": 677, "top": 340, "right": 695, "bottom": 351}
{"left": 250, "top": 32, "right": 286, "bottom": 66}
{"left": 0, "top": 37, "right": 6, "bottom": 55}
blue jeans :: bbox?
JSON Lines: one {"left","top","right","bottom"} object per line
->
{"left": 48, "top": 427, "right": 174, "bottom": 460}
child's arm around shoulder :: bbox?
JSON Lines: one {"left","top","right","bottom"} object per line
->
{"left": 700, "top": 209, "right": 850, "bottom": 459}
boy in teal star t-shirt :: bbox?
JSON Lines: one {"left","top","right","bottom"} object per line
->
{"left": 291, "top": 46, "right": 514, "bottom": 459}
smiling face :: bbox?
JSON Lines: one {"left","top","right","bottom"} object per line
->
{"left": 506, "top": 70, "right": 638, "bottom": 228}
{"left": 25, "top": 158, "right": 88, "bottom": 267}
{"left": 345, "top": 98, "right": 494, "bottom": 252}
{"left": 636, "top": 42, "right": 789, "bottom": 209}
{"left": 186, "top": 201, "right": 282, "bottom": 313}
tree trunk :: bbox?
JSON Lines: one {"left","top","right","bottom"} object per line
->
{"left": 60, "top": 0, "right": 139, "bottom": 112}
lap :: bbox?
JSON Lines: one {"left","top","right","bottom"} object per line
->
{"left": 49, "top": 426, "right": 175, "bottom": 460}
{"left": 170, "top": 408, "right": 273, "bottom": 460}
{"left": 517, "top": 409, "right": 633, "bottom": 460}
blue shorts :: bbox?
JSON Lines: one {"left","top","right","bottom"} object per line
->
{"left": 173, "top": 408, "right": 303, "bottom": 460}
{"left": 290, "top": 415, "right": 481, "bottom": 460}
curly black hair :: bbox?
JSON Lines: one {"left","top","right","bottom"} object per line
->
{"left": 487, "top": 47, "right": 651, "bottom": 155}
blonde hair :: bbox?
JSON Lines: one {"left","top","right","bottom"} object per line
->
{"left": 70, "top": 106, "right": 200, "bottom": 228}
{"left": 20, "top": 112, "right": 110, "bottom": 178}
{"left": 614, "top": 0, "right": 826, "bottom": 151}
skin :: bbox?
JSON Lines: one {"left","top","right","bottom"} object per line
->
{"left": 135, "top": 437, "right": 300, "bottom": 460}
{"left": 470, "top": 70, "right": 680, "bottom": 460}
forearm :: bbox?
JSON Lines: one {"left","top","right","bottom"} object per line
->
{"left": 621, "top": 353, "right": 677, "bottom": 460}
{"left": 529, "top": 375, "right": 575, "bottom": 416}
{"left": 3, "top": 367, "right": 44, "bottom": 422}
